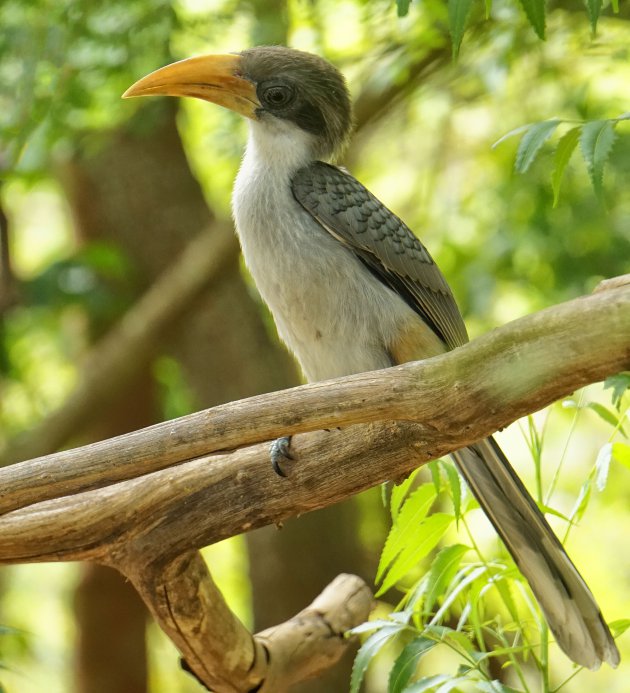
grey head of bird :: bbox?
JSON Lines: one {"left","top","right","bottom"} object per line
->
{"left": 123, "top": 46, "right": 353, "bottom": 161}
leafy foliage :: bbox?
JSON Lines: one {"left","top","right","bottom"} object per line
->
{"left": 395, "top": 0, "right": 620, "bottom": 54}
{"left": 448, "top": 0, "right": 474, "bottom": 58}
{"left": 354, "top": 389, "right": 628, "bottom": 692}
{"left": 495, "top": 113, "right": 630, "bottom": 203}
{"left": 0, "top": 0, "right": 176, "bottom": 177}
{"left": 516, "top": 0, "right": 546, "bottom": 39}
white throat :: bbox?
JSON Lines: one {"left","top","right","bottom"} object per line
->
{"left": 242, "top": 118, "right": 319, "bottom": 181}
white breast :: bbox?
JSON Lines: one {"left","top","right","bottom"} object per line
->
{"left": 232, "top": 120, "right": 417, "bottom": 382}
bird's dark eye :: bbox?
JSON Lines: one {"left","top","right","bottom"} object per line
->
{"left": 259, "top": 83, "right": 295, "bottom": 110}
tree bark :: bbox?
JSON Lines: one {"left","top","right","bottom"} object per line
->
{"left": 1, "top": 276, "right": 626, "bottom": 519}
{"left": 0, "top": 279, "right": 626, "bottom": 692}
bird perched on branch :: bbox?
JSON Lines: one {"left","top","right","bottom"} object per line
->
{"left": 124, "top": 46, "right": 619, "bottom": 670}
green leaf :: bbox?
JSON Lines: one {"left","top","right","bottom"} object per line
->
{"left": 396, "top": 0, "right": 411, "bottom": 16}
{"left": 423, "top": 544, "right": 470, "bottom": 615}
{"left": 539, "top": 504, "right": 571, "bottom": 523}
{"left": 448, "top": 0, "right": 474, "bottom": 58}
{"left": 378, "top": 514, "right": 454, "bottom": 595}
{"left": 516, "top": 0, "right": 546, "bottom": 38}
{"left": 515, "top": 119, "right": 561, "bottom": 173}
{"left": 595, "top": 443, "right": 612, "bottom": 491}
{"left": 404, "top": 674, "right": 451, "bottom": 692}
{"left": 428, "top": 459, "right": 442, "bottom": 494}
{"left": 440, "top": 627, "right": 478, "bottom": 655}
{"left": 610, "top": 618, "right": 630, "bottom": 637}
{"left": 492, "top": 123, "right": 533, "bottom": 149}
{"left": 604, "top": 372, "right": 630, "bottom": 409}
{"left": 388, "top": 637, "right": 436, "bottom": 693}
{"left": 570, "top": 476, "right": 592, "bottom": 523}
{"left": 443, "top": 462, "right": 462, "bottom": 520}
{"left": 551, "top": 126, "right": 580, "bottom": 206}
{"left": 494, "top": 573, "right": 519, "bottom": 622}
{"left": 587, "top": 401, "right": 626, "bottom": 435}
{"left": 477, "top": 682, "right": 521, "bottom": 693}
{"left": 350, "top": 625, "right": 402, "bottom": 693}
{"left": 612, "top": 443, "right": 630, "bottom": 469}
{"left": 391, "top": 469, "right": 422, "bottom": 521}
{"left": 377, "top": 484, "right": 437, "bottom": 583}
{"left": 611, "top": 0, "right": 619, "bottom": 11}
{"left": 585, "top": 0, "right": 602, "bottom": 34}
{"left": 350, "top": 619, "right": 406, "bottom": 635}
{"left": 580, "top": 119, "right": 617, "bottom": 197}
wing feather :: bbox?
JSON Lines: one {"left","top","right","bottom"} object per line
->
{"left": 292, "top": 161, "right": 468, "bottom": 350}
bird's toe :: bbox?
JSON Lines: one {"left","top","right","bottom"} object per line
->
{"left": 270, "top": 435, "right": 295, "bottom": 477}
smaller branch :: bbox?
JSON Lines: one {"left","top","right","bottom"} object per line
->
{"left": 1, "top": 223, "right": 238, "bottom": 466}
{"left": 128, "top": 551, "right": 266, "bottom": 693}
{"left": 124, "top": 550, "right": 371, "bottom": 693}
{"left": 255, "top": 574, "right": 372, "bottom": 693}
{"left": 594, "top": 272, "right": 630, "bottom": 293}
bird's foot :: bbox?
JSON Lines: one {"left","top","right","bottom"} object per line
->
{"left": 270, "top": 435, "right": 295, "bottom": 477}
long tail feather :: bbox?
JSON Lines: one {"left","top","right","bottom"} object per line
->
{"left": 452, "top": 437, "right": 619, "bottom": 669}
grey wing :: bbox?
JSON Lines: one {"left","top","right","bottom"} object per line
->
{"left": 291, "top": 161, "right": 468, "bottom": 350}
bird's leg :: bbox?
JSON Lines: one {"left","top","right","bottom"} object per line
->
{"left": 270, "top": 435, "right": 295, "bottom": 477}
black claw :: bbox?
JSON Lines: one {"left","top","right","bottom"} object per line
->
{"left": 270, "top": 435, "right": 295, "bottom": 477}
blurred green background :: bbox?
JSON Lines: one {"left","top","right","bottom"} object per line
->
{"left": 0, "top": 0, "right": 628, "bottom": 691}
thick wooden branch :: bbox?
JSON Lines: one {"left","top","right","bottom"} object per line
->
{"left": 0, "top": 277, "right": 627, "bottom": 692}
{"left": 0, "top": 278, "right": 627, "bottom": 518}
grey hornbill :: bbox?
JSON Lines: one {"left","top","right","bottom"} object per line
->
{"left": 124, "top": 46, "right": 619, "bottom": 670}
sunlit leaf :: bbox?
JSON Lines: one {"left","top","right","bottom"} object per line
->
{"left": 515, "top": 119, "right": 561, "bottom": 173}
{"left": 448, "top": 0, "right": 474, "bottom": 58}
{"left": 585, "top": 0, "right": 602, "bottom": 33}
{"left": 539, "top": 504, "right": 571, "bottom": 523}
{"left": 350, "top": 625, "right": 402, "bottom": 693}
{"left": 396, "top": 0, "right": 411, "bottom": 16}
{"left": 610, "top": 618, "right": 630, "bottom": 637}
{"left": 423, "top": 544, "right": 470, "bottom": 615}
{"left": 391, "top": 468, "right": 422, "bottom": 521}
{"left": 440, "top": 627, "right": 478, "bottom": 654}
{"left": 430, "top": 565, "right": 488, "bottom": 624}
{"left": 388, "top": 636, "right": 435, "bottom": 693}
{"left": 476, "top": 681, "right": 521, "bottom": 692}
{"left": 595, "top": 443, "right": 612, "bottom": 491}
{"left": 604, "top": 372, "right": 630, "bottom": 409}
{"left": 403, "top": 674, "right": 451, "bottom": 692}
{"left": 580, "top": 119, "right": 617, "bottom": 197}
{"left": 492, "top": 123, "right": 533, "bottom": 149}
{"left": 428, "top": 459, "right": 442, "bottom": 494}
{"left": 443, "top": 461, "right": 462, "bottom": 520}
{"left": 551, "top": 126, "right": 580, "bottom": 206}
{"left": 516, "top": 0, "right": 546, "bottom": 38}
{"left": 378, "top": 514, "right": 454, "bottom": 595}
{"left": 570, "top": 476, "right": 592, "bottom": 523}
{"left": 587, "top": 401, "right": 626, "bottom": 435}
{"left": 377, "top": 484, "right": 437, "bottom": 583}
{"left": 350, "top": 619, "right": 406, "bottom": 635}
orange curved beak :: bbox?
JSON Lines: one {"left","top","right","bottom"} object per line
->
{"left": 123, "top": 54, "right": 259, "bottom": 119}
